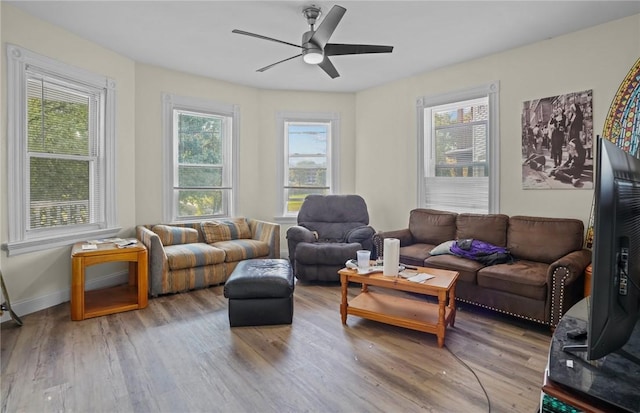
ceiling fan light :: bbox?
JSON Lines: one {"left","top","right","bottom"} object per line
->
{"left": 303, "top": 50, "right": 324, "bottom": 64}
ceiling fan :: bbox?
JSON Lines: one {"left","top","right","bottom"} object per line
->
{"left": 232, "top": 4, "right": 393, "bottom": 79}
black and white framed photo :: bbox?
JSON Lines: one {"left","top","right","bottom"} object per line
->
{"left": 521, "top": 89, "right": 593, "bottom": 190}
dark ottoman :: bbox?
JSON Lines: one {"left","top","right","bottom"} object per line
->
{"left": 223, "top": 259, "right": 294, "bottom": 327}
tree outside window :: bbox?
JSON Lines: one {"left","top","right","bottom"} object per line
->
{"left": 163, "top": 94, "right": 238, "bottom": 222}
{"left": 27, "top": 77, "right": 94, "bottom": 230}
{"left": 175, "top": 110, "right": 226, "bottom": 218}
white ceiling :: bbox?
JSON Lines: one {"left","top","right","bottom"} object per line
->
{"left": 7, "top": 1, "right": 640, "bottom": 93}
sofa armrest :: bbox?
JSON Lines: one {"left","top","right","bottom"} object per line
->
{"left": 136, "top": 225, "right": 168, "bottom": 297}
{"left": 286, "top": 225, "right": 317, "bottom": 243}
{"left": 373, "top": 228, "right": 413, "bottom": 258}
{"left": 549, "top": 249, "right": 592, "bottom": 284}
{"left": 547, "top": 248, "right": 592, "bottom": 327}
{"left": 345, "top": 225, "right": 376, "bottom": 255}
{"left": 248, "top": 219, "right": 280, "bottom": 259}
{"left": 286, "top": 225, "right": 317, "bottom": 264}
{"left": 345, "top": 225, "right": 375, "bottom": 243}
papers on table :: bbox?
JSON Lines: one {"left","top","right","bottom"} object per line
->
{"left": 83, "top": 238, "right": 138, "bottom": 249}
{"left": 114, "top": 239, "right": 138, "bottom": 248}
{"left": 405, "top": 273, "right": 435, "bottom": 283}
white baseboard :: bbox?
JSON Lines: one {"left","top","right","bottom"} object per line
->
{"left": 0, "top": 271, "right": 129, "bottom": 324}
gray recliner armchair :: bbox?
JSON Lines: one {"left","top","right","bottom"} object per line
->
{"left": 286, "top": 194, "right": 376, "bottom": 282}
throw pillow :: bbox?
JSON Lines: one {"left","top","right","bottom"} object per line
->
{"left": 151, "top": 225, "right": 199, "bottom": 246}
{"left": 430, "top": 240, "right": 455, "bottom": 256}
{"left": 201, "top": 218, "right": 251, "bottom": 243}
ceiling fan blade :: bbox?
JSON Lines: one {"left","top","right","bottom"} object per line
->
{"left": 318, "top": 57, "right": 340, "bottom": 79}
{"left": 257, "top": 54, "right": 303, "bottom": 72}
{"left": 232, "top": 29, "right": 302, "bottom": 49}
{"left": 310, "top": 5, "right": 346, "bottom": 48}
{"left": 325, "top": 43, "right": 394, "bottom": 56}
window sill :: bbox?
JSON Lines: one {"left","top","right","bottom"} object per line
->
{"left": 3, "top": 227, "right": 122, "bottom": 256}
{"left": 274, "top": 216, "right": 297, "bottom": 225}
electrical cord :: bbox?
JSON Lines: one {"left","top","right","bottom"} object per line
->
{"left": 444, "top": 343, "right": 491, "bottom": 413}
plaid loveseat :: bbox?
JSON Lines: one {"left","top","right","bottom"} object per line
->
{"left": 137, "top": 218, "right": 280, "bottom": 296}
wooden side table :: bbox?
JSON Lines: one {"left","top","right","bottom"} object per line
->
{"left": 70, "top": 242, "right": 148, "bottom": 321}
{"left": 584, "top": 263, "right": 592, "bottom": 297}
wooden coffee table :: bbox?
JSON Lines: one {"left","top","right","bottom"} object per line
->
{"left": 339, "top": 266, "right": 458, "bottom": 348}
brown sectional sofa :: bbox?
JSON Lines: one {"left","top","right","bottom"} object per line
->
{"left": 373, "top": 209, "right": 591, "bottom": 328}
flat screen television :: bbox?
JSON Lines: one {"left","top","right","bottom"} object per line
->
{"left": 572, "top": 136, "right": 640, "bottom": 361}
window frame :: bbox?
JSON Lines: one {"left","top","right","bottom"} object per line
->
{"left": 161, "top": 93, "right": 239, "bottom": 222}
{"left": 4, "top": 44, "right": 118, "bottom": 256}
{"left": 416, "top": 81, "right": 500, "bottom": 214}
{"left": 276, "top": 111, "right": 340, "bottom": 222}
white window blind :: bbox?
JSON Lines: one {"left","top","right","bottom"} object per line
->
{"left": 424, "top": 97, "right": 489, "bottom": 213}
{"left": 26, "top": 72, "right": 104, "bottom": 230}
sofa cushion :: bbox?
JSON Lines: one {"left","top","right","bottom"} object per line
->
{"left": 164, "top": 243, "right": 226, "bottom": 270}
{"left": 152, "top": 225, "right": 199, "bottom": 246}
{"left": 429, "top": 240, "right": 455, "bottom": 256}
{"left": 298, "top": 194, "right": 369, "bottom": 225}
{"left": 296, "top": 195, "right": 370, "bottom": 242}
{"left": 295, "top": 242, "right": 361, "bottom": 265}
{"left": 508, "top": 216, "right": 584, "bottom": 263}
{"left": 456, "top": 214, "right": 509, "bottom": 247}
{"left": 212, "top": 239, "right": 271, "bottom": 262}
{"left": 201, "top": 218, "right": 251, "bottom": 243}
{"left": 399, "top": 243, "right": 435, "bottom": 267}
{"left": 477, "top": 260, "right": 547, "bottom": 301}
{"left": 409, "top": 209, "right": 458, "bottom": 245}
{"left": 425, "top": 254, "right": 484, "bottom": 284}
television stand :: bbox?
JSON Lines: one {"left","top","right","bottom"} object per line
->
{"left": 543, "top": 298, "right": 640, "bottom": 412}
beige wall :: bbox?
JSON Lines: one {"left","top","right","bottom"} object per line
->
{"left": 357, "top": 13, "right": 640, "bottom": 231}
{"left": 134, "top": 69, "right": 356, "bottom": 225}
{"left": 2, "top": 1, "right": 639, "bottom": 318}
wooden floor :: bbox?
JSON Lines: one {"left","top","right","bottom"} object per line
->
{"left": 1, "top": 282, "right": 551, "bottom": 413}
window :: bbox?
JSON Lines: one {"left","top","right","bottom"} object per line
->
{"left": 5, "top": 44, "right": 117, "bottom": 255}
{"left": 162, "top": 94, "right": 238, "bottom": 222}
{"left": 417, "top": 82, "right": 500, "bottom": 214}
{"left": 277, "top": 112, "right": 340, "bottom": 220}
